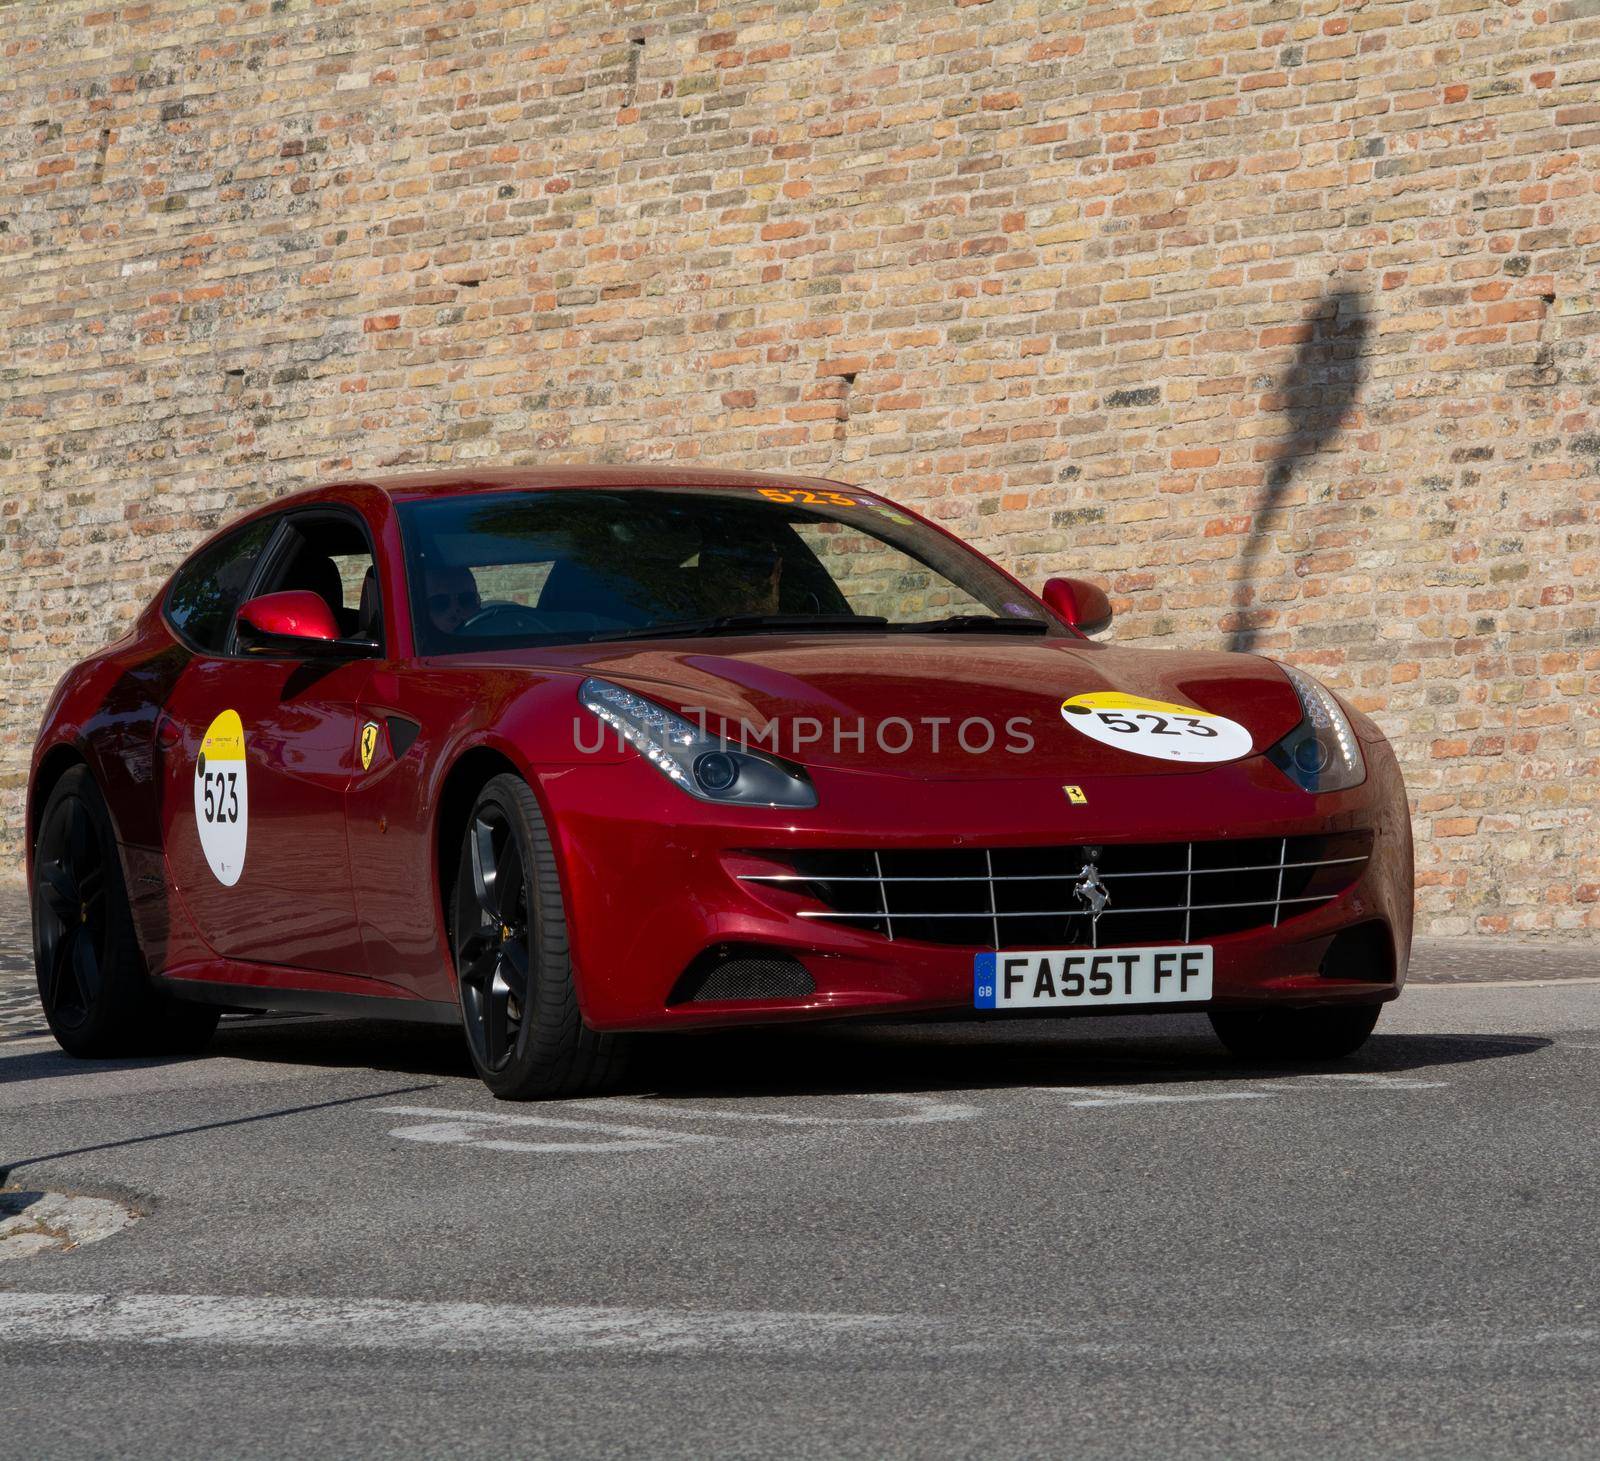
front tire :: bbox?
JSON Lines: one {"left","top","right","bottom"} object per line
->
{"left": 1209, "top": 1002, "right": 1383, "bottom": 1063}
{"left": 32, "top": 765, "right": 219, "bottom": 1058}
{"left": 450, "top": 773, "right": 624, "bottom": 1099}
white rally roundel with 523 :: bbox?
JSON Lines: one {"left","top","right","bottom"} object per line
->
{"left": 194, "top": 708, "right": 249, "bottom": 886}
{"left": 1060, "top": 691, "right": 1252, "bottom": 764}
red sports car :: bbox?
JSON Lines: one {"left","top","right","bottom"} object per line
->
{"left": 27, "top": 467, "right": 1412, "bottom": 1098}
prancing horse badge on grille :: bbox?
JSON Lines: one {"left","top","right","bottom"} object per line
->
{"left": 1073, "top": 859, "right": 1111, "bottom": 944}
{"left": 1073, "top": 861, "right": 1111, "bottom": 917}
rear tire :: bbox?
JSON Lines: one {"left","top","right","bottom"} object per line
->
{"left": 32, "top": 766, "right": 220, "bottom": 1058}
{"left": 450, "top": 772, "right": 625, "bottom": 1099}
{"left": 1209, "top": 1002, "right": 1383, "bottom": 1063}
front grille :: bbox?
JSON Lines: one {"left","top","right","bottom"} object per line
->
{"left": 740, "top": 834, "right": 1372, "bottom": 949}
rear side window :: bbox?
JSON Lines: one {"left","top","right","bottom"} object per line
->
{"left": 164, "top": 518, "right": 276, "bottom": 653}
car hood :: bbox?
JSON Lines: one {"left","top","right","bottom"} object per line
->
{"left": 500, "top": 634, "right": 1304, "bottom": 781}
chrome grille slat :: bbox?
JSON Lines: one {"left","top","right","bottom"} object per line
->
{"left": 794, "top": 893, "right": 1341, "bottom": 920}
{"left": 742, "top": 834, "right": 1372, "bottom": 948}
{"left": 1183, "top": 840, "right": 1193, "bottom": 945}
{"left": 984, "top": 847, "right": 1000, "bottom": 951}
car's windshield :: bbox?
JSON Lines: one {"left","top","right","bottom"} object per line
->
{"left": 396, "top": 487, "right": 1058, "bottom": 655}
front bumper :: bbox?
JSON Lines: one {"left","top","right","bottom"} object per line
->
{"left": 537, "top": 737, "right": 1414, "bottom": 1032}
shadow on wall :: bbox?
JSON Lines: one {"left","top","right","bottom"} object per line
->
{"left": 1228, "top": 286, "right": 1372, "bottom": 653}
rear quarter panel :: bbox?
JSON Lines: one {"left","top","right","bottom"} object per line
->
{"left": 27, "top": 608, "right": 193, "bottom": 970}
{"left": 27, "top": 606, "right": 186, "bottom": 863}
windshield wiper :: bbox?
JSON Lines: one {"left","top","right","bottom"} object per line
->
{"left": 593, "top": 613, "right": 892, "bottom": 643}
{"left": 899, "top": 614, "right": 1050, "bottom": 635}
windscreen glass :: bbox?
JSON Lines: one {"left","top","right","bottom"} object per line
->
{"left": 397, "top": 487, "right": 1056, "bottom": 655}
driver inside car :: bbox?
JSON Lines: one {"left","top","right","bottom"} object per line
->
{"left": 697, "top": 537, "right": 784, "bottom": 618}
{"left": 425, "top": 564, "right": 482, "bottom": 634}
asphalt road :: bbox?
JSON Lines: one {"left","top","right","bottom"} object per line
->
{"left": 2, "top": 891, "right": 1596, "bottom": 1458}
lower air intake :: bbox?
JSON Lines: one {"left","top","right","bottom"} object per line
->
{"left": 1319, "top": 921, "right": 1395, "bottom": 983}
{"left": 671, "top": 948, "right": 816, "bottom": 1004}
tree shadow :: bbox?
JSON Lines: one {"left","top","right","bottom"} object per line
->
{"left": 1228, "top": 286, "right": 1372, "bottom": 653}
{"left": 0, "top": 1080, "right": 438, "bottom": 1181}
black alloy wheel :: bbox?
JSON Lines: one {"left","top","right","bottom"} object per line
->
{"left": 34, "top": 787, "right": 108, "bottom": 1035}
{"left": 449, "top": 773, "right": 625, "bottom": 1099}
{"left": 455, "top": 801, "right": 531, "bottom": 1074}
{"left": 32, "top": 765, "right": 219, "bottom": 1058}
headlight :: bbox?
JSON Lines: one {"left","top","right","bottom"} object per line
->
{"left": 578, "top": 678, "right": 818, "bottom": 809}
{"left": 1266, "top": 665, "right": 1366, "bottom": 793}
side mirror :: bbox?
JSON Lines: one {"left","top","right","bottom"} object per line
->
{"left": 236, "top": 591, "right": 376, "bottom": 659}
{"left": 1041, "top": 577, "right": 1113, "bottom": 638}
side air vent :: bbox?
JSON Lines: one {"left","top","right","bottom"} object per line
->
{"left": 1319, "top": 921, "right": 1394, "bottom": 983}
{"left": 386, "top": 716, "right": 421, "bottom": 757}
{"left": 670, "top": 946, "right": 816, "bottom": 1004}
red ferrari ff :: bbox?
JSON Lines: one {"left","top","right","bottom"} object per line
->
{"left": 27, "top": 467, "right": 1411, "bottom": 1098}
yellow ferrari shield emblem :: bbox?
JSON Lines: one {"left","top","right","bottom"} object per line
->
{"left": 1063, "top": 784, "right": 1088, "bottom": 805}
{"left": 359, "top": 721, "right": 380, "bottom": 771}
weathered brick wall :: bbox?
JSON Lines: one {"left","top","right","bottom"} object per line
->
{"left": 2, "top": 0, "right": 1597, "bottom": 936}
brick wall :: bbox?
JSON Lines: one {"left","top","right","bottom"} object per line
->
{"left": 2, "top": 0, "right": 1597, "bottom": 937}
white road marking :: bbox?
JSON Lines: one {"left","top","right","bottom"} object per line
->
{"left": 378, "top": 1094, "right": 983, "bottom": 1156}
{"left": 570, "top": 1093, "right": 983, "bottom": 1126}
{"left": 383, "top": 1073, "right": 1452, "bottom": 1157}
{"left": 1039, "top": 1085, "right": 1276, "bottom": 1108}
{"left": 1034, "top": 1070, "right": 1449, "bottom": 1106}
{"left": 379, "top": 1105, "right": 726, "bottom": 1154}
{"left": 3, "top": 1292, "right": 1593, "bottom": 1362}
{"left": 1271, "top": 1072, "right": 1448, "bottom": 1090}
{"left": 1409, "top": 976, "right": 1600, "bottom": 988}
{"left": 0, "top": 1291, "right": 990, "bottom": 1355}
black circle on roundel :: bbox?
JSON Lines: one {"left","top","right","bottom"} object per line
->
{"left": 1063, "top": 704, "right": 1090, "bottom": 716}
{"left": 196, "top": 751, "right": 207, "bottom": 777}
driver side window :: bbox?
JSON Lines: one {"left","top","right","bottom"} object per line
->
{"left": 244, "top": 513, "right": 383, "bottom": 650}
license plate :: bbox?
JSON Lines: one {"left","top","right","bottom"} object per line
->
{"left": 974, "top": 946, "right": 1212, "bottom": 1010}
